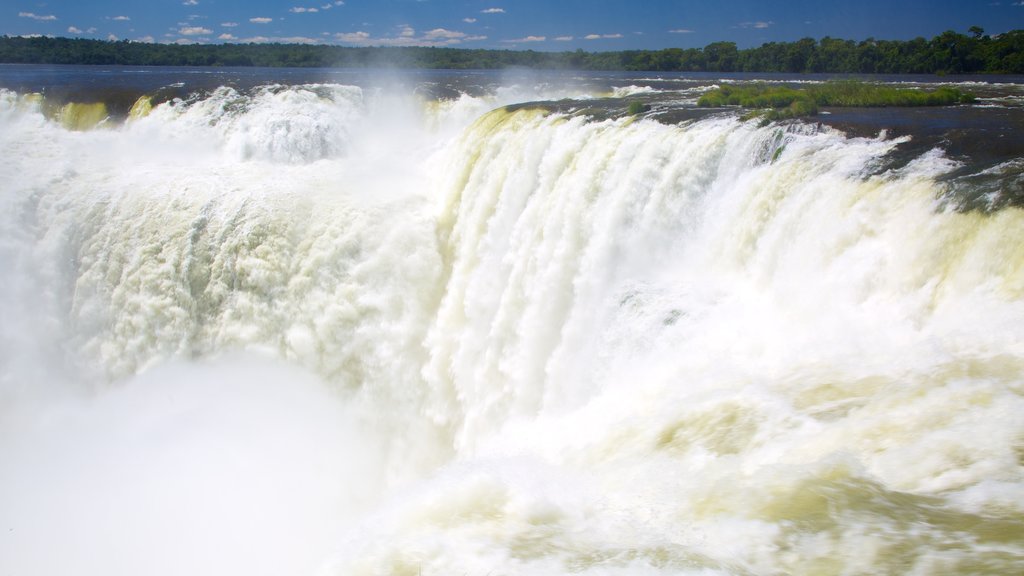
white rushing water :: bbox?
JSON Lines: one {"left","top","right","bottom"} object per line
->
{"left": 1, "top": 81, "right": 1023, "bottom": 576}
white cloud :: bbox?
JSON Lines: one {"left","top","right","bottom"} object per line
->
{"left": 504, "top": 35, "right": 545, "bottom": 43}
{"left": 463, "top": 17, "right": 477, "bottom": 23}
{"left": 219, "top": 33, "right": 236, "bottom": 40}
{"left": 250, "top": 17, "right": 273, "bottom": 24}
{"left": 107, "top": 33, "right": 118, "bottom": 41}
{"left": 111, "top": 16, "right": 131, "bottom": 21}
{"left": 183, "top": 0, "right": 199, "bottom": 5}
{"left": 585, "top": 33, "right": 623, "bottom": 40}
{"left": 739, "top": 21, "right": 773, "bottom": 29}
{"left": 334, "top": 26, "right": 484, "bottom": 47}
{"left": 481, "top": 8, "right": 505, "bottom": 14}
{"left": 67, "top": 26, "right": 82, "bottom": 34}
{"left": 290, "top": 7, "right": 319, "bottom": 13}
{"left": 179, "top": 26, "right": 212, "bottom": 35}
{"left": 135, "top": 35, "right": 155, "bottom": 43}
{"left": 18, "top": 12, "right": 57, "bottom": 21}
{"left": 240, "top": 35, "right": 319, "bottom": 44}
{"left": 335, "top": 31, "right": 370, "bottom": 43}
{"left": 284, "top": 36, "right": 321, "bottom": 44}
{"left": 87, "top": 27, "right": 97, "bottom": 33}
{"left": 669, "top": 28, "right": 695, "bottom": 34}
{"left": 424, "top": 28, "right": 464, "bottom": 40}
{"left": 221, "top": 22, "right": 238, "bottom": 27}
{"left": 554, "top": 36, "right": 573, "bottom": 41}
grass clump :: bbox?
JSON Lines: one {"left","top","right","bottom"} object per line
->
{"left": 627, "top": 100, "right": 650, "bottom": 115}
{"left": 698, "top": 80, "right": 975, "bottom": 124}
{"left": 807, "top": 80, "right": 976, "bottom": 107}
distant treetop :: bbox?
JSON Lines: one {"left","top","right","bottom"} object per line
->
{"left": 1, "top": 28, "right": 1022, "bottom": 74}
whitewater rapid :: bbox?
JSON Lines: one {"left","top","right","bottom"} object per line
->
{"left": 1, "top": 78, "right": 1023, "bottom": 575}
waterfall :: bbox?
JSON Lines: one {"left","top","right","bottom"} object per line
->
{"left": 1, "top": 80, "right": 1022, "bottom": 575}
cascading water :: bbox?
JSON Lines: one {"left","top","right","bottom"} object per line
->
{"left": 1, "top": 75, "right": 1022, "bottom": 576}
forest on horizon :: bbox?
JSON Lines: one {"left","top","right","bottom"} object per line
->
{"left": 1, "top": 28, "right": 1022, "bottom": 74}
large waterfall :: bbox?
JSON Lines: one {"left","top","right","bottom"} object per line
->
{"left": 1, "top": 76, "right": 1022, "bottom": 575}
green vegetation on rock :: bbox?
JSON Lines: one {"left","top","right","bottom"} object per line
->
{"left": 698, "top": 81, "right": 975, "bottom": 123}
{"left": 627, "top": 101, "right": 650, "bottom": 115}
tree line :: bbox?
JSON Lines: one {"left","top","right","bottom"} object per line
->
{"left": 1, "top": 28, "right": 1022, "bottom": 74}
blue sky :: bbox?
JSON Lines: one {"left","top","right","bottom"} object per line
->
{"left": 7, "top": 1, "right": 1024, "bottom": 50}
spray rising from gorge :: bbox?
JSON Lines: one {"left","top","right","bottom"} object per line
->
{"left": 1, "top": 72, "right": 1023, "bottom": 575}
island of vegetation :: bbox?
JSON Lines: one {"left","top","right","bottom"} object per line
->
{"left": 696, "top": 81, "right": 977, "bottom": 123}
{"left": 1, "top": 27, "right": 1022, "bottom": 74}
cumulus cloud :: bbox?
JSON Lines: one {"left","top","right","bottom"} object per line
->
{"left": 463, "top": 17, "right": 477, "bottom": 23}
{"left": 250, "top": 17, "right": 273, "bottom": 24}
{"left": 87, "top": 27, "right": 97, "bottom": 33}
{"left": 554, "top": 36, "right": 573, "bottom": 41}
{"left": 107, "top": 33, "right": 118, "bottom": 41}
{"left": 179, "top": 26, "right": 212, "bottom": 35}
{"left": 481, "top": 8, "right": 505, "bottom": 14}
{"left": 183, "top": 0, "right": 199, "bottom": 5}
{"left": 335, "top": 31, "right": 370, "bottom": 43}
{"left": 585, "top": 33, "right": 623, "bottom": 40}
{"left": 669, "top": 28, "right": 695, "bottom": 34}
{"left": 136, "top": 35, "right": 155, "bottom": 43}
{"left": 221, "top": 22, "right": 238, "bottom": 27}
{"left": 111, "top": 16, "right": 131, "bottom": 21}
{"left": 18, "top": 12, "right": 57, "bottom": 21}
{"left": 219, "top": 33, "right": 236, "bottom": 40}
{"left": 239, "top": 35, "right": 319, "bottom": 44}
{"left": 290, "top": 7, "right": 319, "bottom": 13}
{"left": 504, "top": 35, "right": 545, "bottom": 43}
{"left": 67, "top": 26, "right": 82, "bottom": 34}
{"left": 424, "top": 28, "right": 465, "bottom": 40}
{"left": 334, "top": 26, "right": 484, "bottom": 47}
{"left": 739, "top": 21, "right": 773, "bottom": 29}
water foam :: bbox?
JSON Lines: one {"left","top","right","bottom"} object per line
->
{"left": 2, "top": 82, "right": 1023, "bottom": 575}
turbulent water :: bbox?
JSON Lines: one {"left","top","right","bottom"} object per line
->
{"left": 1, "top": 67, "right": 1024, "bottom": 575}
